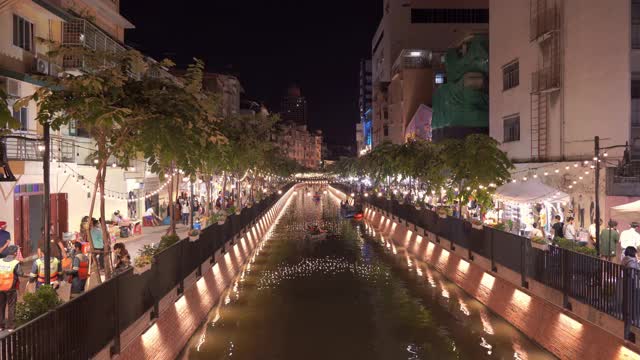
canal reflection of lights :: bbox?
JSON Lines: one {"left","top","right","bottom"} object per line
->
{"left": 480, "top": 337, "right": 493, "bottom": 355}
{"left": 480, "top": 310, "right": 495, "bottom": 335}
{"left": 458, "top": 299, "right": 470, "bottom": 316}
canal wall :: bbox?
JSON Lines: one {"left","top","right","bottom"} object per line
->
{"left": 104, "top": 186, "right": 298, "bottom": 360}
{"left": 328, "top": 186, "right": 640, "bottom": 360}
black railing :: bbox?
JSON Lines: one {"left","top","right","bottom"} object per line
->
{"left": 0, "top": 184, "right": 293, "bottom": 359}
{"left": 332, "top": 182, "right": 640, "bottom": 340}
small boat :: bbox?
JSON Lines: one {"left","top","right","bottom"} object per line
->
{"left": 353, "top": 213, "right": 364, "bottom": 221}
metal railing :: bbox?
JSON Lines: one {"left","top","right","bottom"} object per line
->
{"left": 333, "top": 182, "right": 640, "bottom": 340}
{"left": 531, "top": 65, "right": 561, "bottom": 94}
{"left": 2, "top": 135, "right": 75, "bottom": 163}
{"left": 62, "top": 17, "right": 127, "bottom": 71}
{"left": 0, "top": 184, "right": 293, "bottom": 359}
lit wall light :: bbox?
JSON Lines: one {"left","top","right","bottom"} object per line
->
{"left": 557, "top": 313, "right": 583, "bottom": 332}
{"left": 481, "top": 272, "right": 495, "bottom": 290}
{"left": 511, "top": 289, "right": 531, "bottom": 310}
{"left": 458, "top": 258, "right": 470, "bottom": 273}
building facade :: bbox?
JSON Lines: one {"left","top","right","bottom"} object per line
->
{"left": 489, "top": 0, "right": 640, "bottom": 231}
{"left": 371, "top": 0, "right": 489, "bottom": 146}
{"left": 280, "top": 84, "right": 308, "bottom": 126}
{"left": 0, "top": 0, "right": 151, "bottom": 257}
{"left": 274, "top": 124, "right": 322, "bottom": 170}
{"left": 357, "top": 59, "right": 373, "bottom": 155}
{"left": 202, "top": 73, "right": 243, "bottom": 118}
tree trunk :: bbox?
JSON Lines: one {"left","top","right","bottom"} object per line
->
{"left": 167, "top": 168, "right": 177, "bottom": 236}
{"left": 221, "top": 172, "right": 227, "bottom": 209}
{"left": 98, "top": 165, "right": 113, "bottom": 279}
{"left": 86, "top": 168, "right": 102, "bottom": 285}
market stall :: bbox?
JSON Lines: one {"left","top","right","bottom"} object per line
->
{"left": 493, "top": 180, "right": 570, "bottom": 237}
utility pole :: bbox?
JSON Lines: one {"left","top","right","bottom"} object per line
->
{"left": 43, "top": 122, "right": 51, "bottom": 284}
{"left": 594, "top": 136, "right": 600, "bottom": 257}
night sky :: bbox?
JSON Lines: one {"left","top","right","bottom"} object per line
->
{"left": 120, "top": 1, "right": 382, "bottom": 146}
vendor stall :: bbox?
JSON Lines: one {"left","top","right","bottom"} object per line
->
{"left": 494, "top": 180, "right": 569, "bottom": 237}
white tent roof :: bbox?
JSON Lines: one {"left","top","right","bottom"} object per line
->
{"left": 495, "top": 180, "right": 569, "bottom": 204}
{"left": 611, "top": 200, "right": 640, "bottom": 222}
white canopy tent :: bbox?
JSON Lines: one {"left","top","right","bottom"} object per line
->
{"left": 494, "top": 180, "right": 570, "bottom": 204}
{"left": 611, "top": 200, "right": 640, "bottom": 223}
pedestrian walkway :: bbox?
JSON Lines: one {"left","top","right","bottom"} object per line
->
{"left": 115, "top": 223, "right": 190, "bottom": 260}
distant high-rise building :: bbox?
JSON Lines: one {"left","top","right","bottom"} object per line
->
{"left": 280, "top": 84, "right": 308, "bottom": 126}
{"left": 357, "top": 59, "right": 373, "bottom": 156}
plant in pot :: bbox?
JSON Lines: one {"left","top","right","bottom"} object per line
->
{"left": 188, "top": 228, "right": 200, "bottom": 237}
{"left": 530, "top": 236, "right": 549, "bottom": 251}
{"left": 471, "top": 218, "right": 484, "bottom": 230}
{"left": 436, "top": 206, "right": 449, "bottom": 218}
{"left": 491, "top": 222, "right": 506, "bottom": 231}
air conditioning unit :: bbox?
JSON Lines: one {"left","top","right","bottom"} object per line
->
{"left": 0, "top": 77, "right": 20, "bottom": 97}
{"left": 35, "top": 58, "right": 49, "bottom": 75}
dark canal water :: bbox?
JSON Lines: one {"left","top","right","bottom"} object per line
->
{"left": 183, "top": 189, "right": 555, "bottom": 360}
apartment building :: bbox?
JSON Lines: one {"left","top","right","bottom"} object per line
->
{"left": 489, "top": 0, "right": 640, "bottom": 229}
{"left": 0, "top": 0, "right": 137, "bottom": 257}
{"left": 274, "top": 124, "right": 322, "bottom": 170}
{"left": 371, "top": 0, "right": 489, "bottom": 146}
{"left": 280, "top": 84, "right": 308, "bottom": 126}
{"left": 202, "top": 72, "right": 243, "bottom": 118}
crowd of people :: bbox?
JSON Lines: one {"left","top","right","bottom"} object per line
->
{"left": 0, "top": 219, "right": 132, "bottom": 332}
{"left": 529, "top": 214, "right": 640, "bottom": 269}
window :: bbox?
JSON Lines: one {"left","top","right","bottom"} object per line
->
{"left": 13, "top": 15, "right": 34, "bottom": 52}
{"left": 383, "top": 108, "right": 389, "bottom": 120}
{"left": 383, "top": 125, "right": 389, "bottom": 137}
{"left": 12, "top": 107, "right": 28, "bottom": 130}
{"left": 435, "top": 72, "right": 445, "bottom": 84}
{"left": 411, "top": 8, "right": 489, "bottom": 24}
{"left": 503, "top": 115, "right": 520, "bottom": 143}
{"left": 503, "top": 61, "right": 519, "bottom": 90}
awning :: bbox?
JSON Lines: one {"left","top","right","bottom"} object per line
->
{"left": 494, "top": 180, "right": 569, "bottom": 204}
{"left": 611, "top": 200, "right": 640, "bottom": 222}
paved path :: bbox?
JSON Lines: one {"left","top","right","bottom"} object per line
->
{"left": 115, "top": 223, "right": 190, "bottom": 260}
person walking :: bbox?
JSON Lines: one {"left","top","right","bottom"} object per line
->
{"left": 620, "top": 222, "right": 640, "bottom": 261}
{"left": 599, "top": 220, "right": 619, "bottom": 262}
{"left": 181, "top": 202, "right": 190, "bottom": 226}
{"left": 64, "top": 242, "right": 89, "bottom": 297}
{"left": 0, "top": 245, "right": 22, "bottom": 331}
{"left": 89, "top": 219, "right": 105, "bottom": 271}
{"left": 0, "top": 221, "right": 10, "bottom": 259}
{"left": 563, "top": 217, "right": 577, "bottom": 240}
{"left": 552, "top": 215, "right": 564, "bottom": 239}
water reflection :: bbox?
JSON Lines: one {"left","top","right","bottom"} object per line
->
{"left": 184, "top": 190, "right": 555, "bottom": 360}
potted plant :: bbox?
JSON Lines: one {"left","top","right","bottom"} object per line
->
{"left": 134, "top": 244, "right": 156, "bottom": 273}
{"left": 531, "top": 236, "right": 549, "bottom": 251}
{"left": 471, "top": 219, "right": 484, "bottom": 230}
{"left": 491, "top": 222, "right": 506, "bottom": 231}
{"left": 188, "top": 229, "right": 200, "bottom": 237}
{"left": 437, "top": 206, "right": 448, "bottom": 219}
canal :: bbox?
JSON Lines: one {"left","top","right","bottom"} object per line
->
{"left": 183, "top": 188, "right": 555, "bottom": 360}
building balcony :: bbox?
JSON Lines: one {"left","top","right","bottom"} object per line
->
{"left": 62, "top": 17, "right": 127, "bottom": 71}
{"left": 530, "top": 6, "right": 560, "bottom": 42}
{"left": 2, "top": 133, "right": 75, "bottom": 163}
{"left": 531, "top": 66, "right": 561, "bottom": 94}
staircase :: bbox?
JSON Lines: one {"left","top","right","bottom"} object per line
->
{"left": 530, "top": 93, "right": 549, "bottom": 160}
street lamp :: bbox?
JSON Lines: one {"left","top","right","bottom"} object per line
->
{"left": 594, "top": 136, "right": 631, "bottom": 256}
